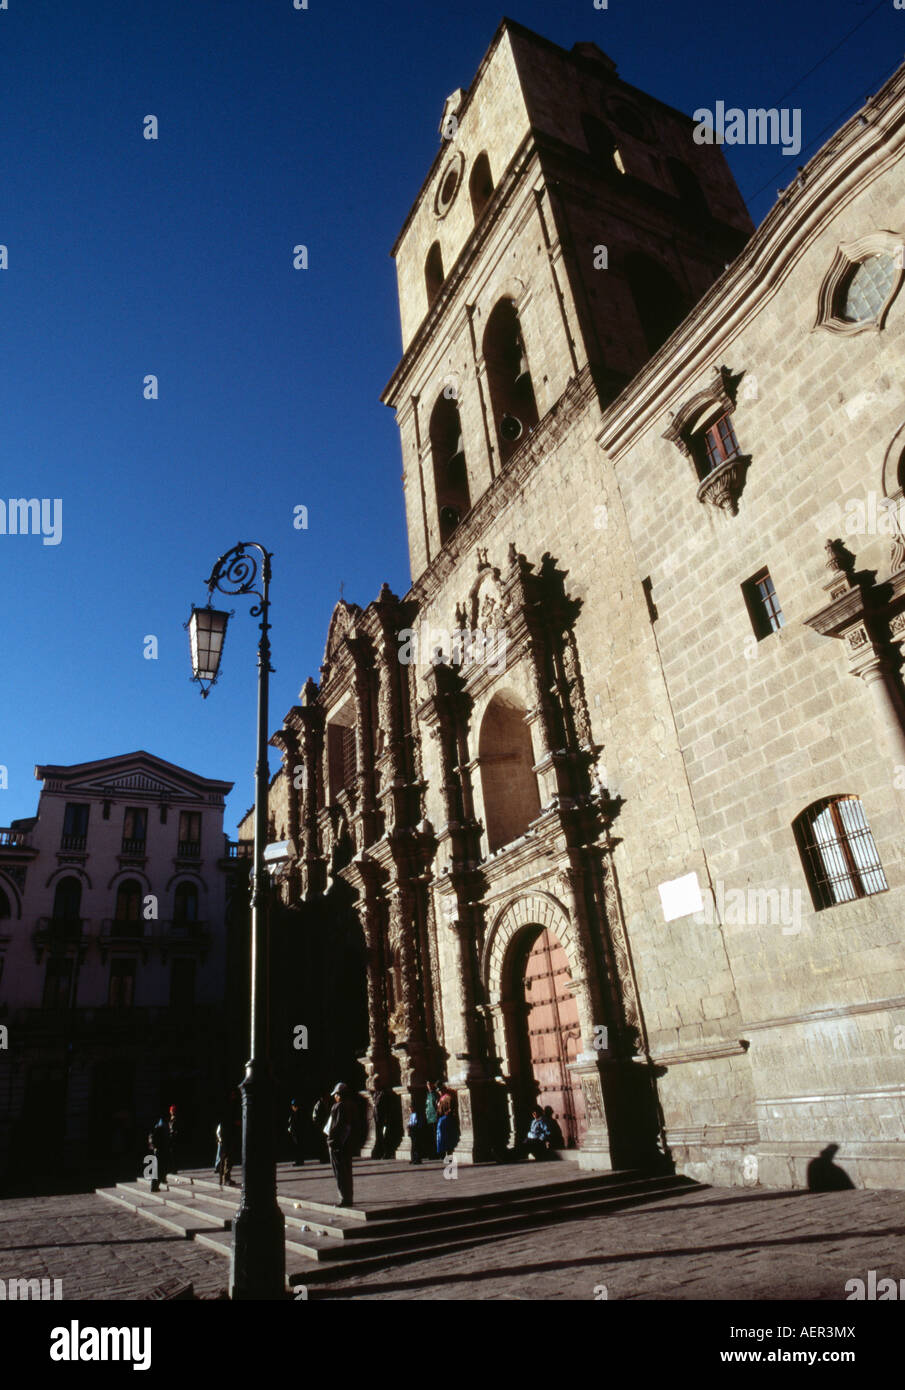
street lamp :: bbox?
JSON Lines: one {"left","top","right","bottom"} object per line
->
{"left": 187, "top": 605, "right": 231, "bottom": 696}
{"left": 187, "top": 541, "right": 286, "bottom": 1300}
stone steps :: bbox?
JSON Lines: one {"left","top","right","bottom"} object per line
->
{"left": 97, "top": 1166, "right": 701, "bottom": 1291}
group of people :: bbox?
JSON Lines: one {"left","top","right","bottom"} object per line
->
{"left": 406, "top": 1080, "right": 459, "bottom": 1164}
{"left": 151, "top": 1084, "right": 567, "bottom": 1209}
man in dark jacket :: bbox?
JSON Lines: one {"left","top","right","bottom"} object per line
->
{"left": 325, "top": 1082, "right": 356, "bottom": 1207}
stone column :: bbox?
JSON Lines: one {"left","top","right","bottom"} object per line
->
{"left": 293, "top": 679, "right": 326, "bottom": 900}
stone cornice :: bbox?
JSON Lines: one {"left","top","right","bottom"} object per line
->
{"left": 648, "top": 1038, "right": 749, "bottom": 1067}
{"left": 742, "top": 994, "right": 905, "bottom": 1033}
{"left": 597, "top": 65, "right": 905, "bottom": 465}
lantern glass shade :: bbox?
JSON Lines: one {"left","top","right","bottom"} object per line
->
{"left": 188, "top": 605, "right": 229, "bottom": 683}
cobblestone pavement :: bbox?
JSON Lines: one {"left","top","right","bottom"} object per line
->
{"left": 311, "top": 1183, "right": 905, "bottom": 1301}
{"left": 1, "top": 1171, "right": 903, "bottom": 1301}
{"left": 0, "top": 1192, "right": 228, "bottom": 1300}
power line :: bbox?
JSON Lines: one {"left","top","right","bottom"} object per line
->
{"left": 742, "top": 48, "right": 904, "bottom": 206}
{"left": 769, "top": 0, "right": 889, "bottom": 109}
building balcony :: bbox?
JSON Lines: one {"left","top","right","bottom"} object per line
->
{"left": 157, "top": 919, "right": 212, "bottom": 961}
{"left": 59, "top": 834, "right": 87, "bottom": 851}
{"left": 0, "top": 827, "right": 28, "bottom": 847}
{"left": 7, "top": 1003, "right": 226, "bottom": 1043}
{"left": 176, "top": 840, "right": 201, "bottom": 859}
{"left": 31, "top": 916, "right": 89, "bottom": 963}
{"left": 224, "top": 840, "right": 254, "bottom": 859}
{"left": 99, "top": 918, "right": 151, "bottom": 963}
{"left": 120, "top": 837, "right": 148, "bottom": 856}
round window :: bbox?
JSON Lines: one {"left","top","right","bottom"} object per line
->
{"left": 435, "top": 152, "right": 464, "bottom": 217}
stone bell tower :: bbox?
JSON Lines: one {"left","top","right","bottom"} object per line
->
{"left": 382, "top": 18, "right": 753, "bottom": 586}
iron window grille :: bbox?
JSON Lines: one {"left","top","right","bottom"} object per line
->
{"left": 794, "top": 795, "right": 888, "bottom": 910}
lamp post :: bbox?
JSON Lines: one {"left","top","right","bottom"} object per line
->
{"left": 187, "top": 541, "right": 286, "bottom": 1300}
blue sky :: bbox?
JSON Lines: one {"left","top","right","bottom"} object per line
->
{"left": 0, "top": 0, "right": 899, "bottom": 834}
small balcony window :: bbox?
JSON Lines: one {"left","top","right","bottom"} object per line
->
{"left": 122, "top": 807, "right": 147, "bottom": 854}
{"left": 178, "top": 811, "right": 201, "bottom": 858}
{"left": 699, "top": 413, "right": 741, "bottom": 479}
{"left": 743, "top": 568, "right": 785, "bottom": 639}
{"left": 61, "top": 802, "right": 89, "bottom": 849}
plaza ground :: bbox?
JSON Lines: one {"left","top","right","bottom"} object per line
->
{"left": 1, "top": 1158, "right": 902, "bottom": 1300}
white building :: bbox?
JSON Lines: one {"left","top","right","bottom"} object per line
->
{"left": 0, "top": 751, "right": 243, "bottom": 1183}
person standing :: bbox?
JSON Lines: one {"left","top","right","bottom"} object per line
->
{"left": 167, "top": 1105, "right": 179, "bottom": 1174}
{"left": 407, "top": 1104, "right": 424, "bottom": 1165}
{"left": 436, "top": 1084, "right": 459, "bottom": 1161}
{"left": 148, "top": 1116, "right": 169, "bottom": 1185}
{"left": 325, "top": 1082, "right": 356, "bottom": 1207}
{"left": 311, "top": 1092, "right": 331, "bottom": 1163}
{"left": 287, "top": 1098, "right": 306, "bottom": 1167}
{"left": 424, "top": 1081, "right": 439, "bottom": 1160}
{"left": 215, "top": 1090, "right": 240, "bottom": 1188}
{"left": 373, "top": 1084, "right": 393, "bottom": 1159}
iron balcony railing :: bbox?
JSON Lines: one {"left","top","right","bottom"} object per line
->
{"left": 100, "top": 917, "right": 211, "bottom": 945}
{"left": 59, "top": 834, "right": 87, "bottom": 851}
{"left": 176, "top": 840, "right": 201, "bottom": 858}
{"left": 101, "top": 918, "right": 148, "bottom": 941}
{"left": 120, "top": 837, "right": 147, "bottom": 855}
{"left": 31, "top": 916, "right": 87, "bottom": 953}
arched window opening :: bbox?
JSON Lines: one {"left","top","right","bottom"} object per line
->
{"left": 53, "top": 876, "right": 82, "bottom": 921}
{"left": 430, "top": 392, "right": 471, "bottom": 545}
{"left": 581, "top": 113, "right": 622, "bottom": 172}
{"left": 0, "top": 885, "right": 12, "bottom": 920}
{"left": 327, "top": 696, "right": 358, "bottom": 803}
{"left": 469, "top": 152, "right": 494, "bottom": 222}
{"left": 174, "top": 881, "right": 199, "bottom": 924}
{"left": 425, "top": 241, "right": 444, "bottom": 307}
{"left": 793, "top": 796, "right": 888, "bottom": 911}
{"left": 479, "top": 691, "right": 541, "bottom": 853}
{"left": 625, "top": 253, "right": 688, "bottom": 355}
{"left": 482, "top": 299, "right": 539, "bottom": 466}
{"left": 115, "top": 878, "right": 142, "bottom": 923}
{"left": 668, "top": 158, "right": 709, "bottom": 217}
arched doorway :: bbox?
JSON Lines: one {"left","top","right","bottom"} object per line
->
{"left": 510, "top": 924, "right": 587, "bottom": 1148}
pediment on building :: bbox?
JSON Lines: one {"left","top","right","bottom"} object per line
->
{"left": 323, "top": 600, "right": 363, "bottom": 667}
{"left": 35, "top": 751, "right": 232, "bottom": 803}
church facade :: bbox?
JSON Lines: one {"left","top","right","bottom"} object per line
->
{"left": 256, "top": 21, "right": 905, "bottom": 1189}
